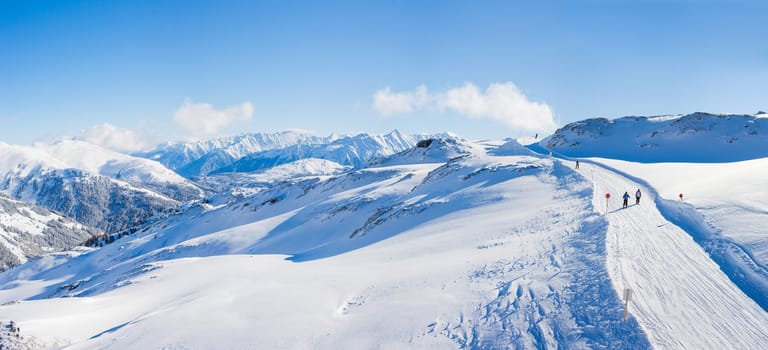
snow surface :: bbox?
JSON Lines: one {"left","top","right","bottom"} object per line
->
{"left": 0, "top": 140, "right": 653, "bottom": 349}
{"left": 594, "top": 158, "right": 768, "bottom": 268}
{"left": 572, "top": 160, "right": 768, "bottom": 348}
{"left": 1, "top": 115, "right": 768, "bottom": 349}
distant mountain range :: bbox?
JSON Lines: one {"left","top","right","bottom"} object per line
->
{"left": 213, "top": 130, "right": 418, "bottom": 174}
{"left": 135, "top": 130, "right": 331, "bottom": 178}
{"left": 135, "top": 130, "right": 423, "bottom": 177}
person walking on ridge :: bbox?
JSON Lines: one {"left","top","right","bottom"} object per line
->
{"left": 635, "top": 189, "right": 641, "bottom": 205}
{"left": 575, "top": 160, "right": 580, "bottom": 169}
{"left": 622, "top": 191, "right": 630, "bottom": 209}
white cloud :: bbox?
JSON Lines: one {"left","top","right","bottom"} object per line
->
{"left": 371, "top": 82, "right": 557, "bottom": 133}
{"left": 76, "top": 123, "right": 155, "bottom": 153}
{"left": 173, "top": 99, "right": 254, "bottom": 135}
{"left": 372, "top": 85, "right": 429, "bottom": 116}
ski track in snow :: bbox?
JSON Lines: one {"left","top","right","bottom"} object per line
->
{"left": 576, "top": 160, "right": 768, "bottom": 349}
{"left": 433, "top": 161, "right": 649, "bottom": 350}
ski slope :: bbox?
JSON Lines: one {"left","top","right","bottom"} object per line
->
{"left": 573, "top": 159, "right": 768, "bottom": 348}
{"left": 594, "top": 158, "right": 768, "bottom": 269}
{"left": 0, "top": 136, "right": 767, "bottom": 349}
{"left": 0, "top": 141, "right": 650, "bottom": 349}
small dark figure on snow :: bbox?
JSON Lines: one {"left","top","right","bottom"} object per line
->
{"left": 622, "top": 191, "right": 630, "bottom": 209}
{"left": 575, "top": 160, "right": 580, "bottom": 169}
{"left": 635, "top": 189, "right": 641, "bottom": 205}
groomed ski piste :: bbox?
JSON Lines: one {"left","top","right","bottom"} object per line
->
{"left": 1, "top": 137, "right": 767, "bottom": 349}
{"left": 572, "top": 159, "right": 768, "bottom": 348}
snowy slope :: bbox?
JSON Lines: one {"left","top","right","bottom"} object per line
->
{"left": 0, "top": 139, "right": 651, "bottom": 348}
{"left": 570, "top": 160, "right": 768, "bottom": 348}
{"left": 584, "top": 157, "right": 768, "bottom": 313}
{"left": 538, "top": 112, "right": 768, "bottom": 162}
{"left": 537, "top": 112, "right": 768, "bottom": 312}
{"left": 1, "top": 126, "right": 768, "bottom": 349}
{"left": 594, "top": 158, "right": 768, "bottom": 267}
{"left": 0, "top": 194, "right": 100, "bottom": 270}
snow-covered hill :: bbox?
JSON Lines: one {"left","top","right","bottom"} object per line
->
{"left": 0, "top": 138, "right": 654, "bottom": 348}
{"left": 1, "top": 120, "right": 768, "bottom": 349}
{"left": 538, "top": 112, "right": 768, "bottom": 162}
{"left": 537, "top": 112, "right": 768, "bottom": 313}
{"left": 0, "top": 141, "right": 200, "bottom": 232}
{"left": 0, "top": 194, "right": 100, "bottom": 270}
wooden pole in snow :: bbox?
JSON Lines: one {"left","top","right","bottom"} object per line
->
{"left": 623, "top": 288, "right": 632, "bottom": 321}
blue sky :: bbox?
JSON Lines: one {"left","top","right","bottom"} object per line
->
{"left": 1, "top": 0, "right": 767, "bottom": 149}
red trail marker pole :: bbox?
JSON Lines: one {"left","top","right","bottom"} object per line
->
{"left": 605, "top": 193, "right": 611, "bottom": 214}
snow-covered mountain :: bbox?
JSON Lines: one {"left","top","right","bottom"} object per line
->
{"left": 34, "top": 140, "right": 202, "bottom": 201}
{"left": 214, "top": 130, "right": 417, "bottom": 174}
{"left": 368, "top": 136, "right": 476, "bottom": 167}
{"left": 1, "top": 120, "right": 768, "bottom": 349}
{"left": 195, "top": 158, "right": 350, "bottom": 204}
{"left": 135, "top": 130, "right": 335, "bottom": 177}
{"left": 137, "top": 130, "right": 420, "bottom": 177}
{"left": 0, "top": 140, "right": 201, "bottom": 232}
{"left": 538, "top": 112, "right": 768, "bottom": 162}
{"left": 0, "top": 194, "right": 100, "bottom": 270}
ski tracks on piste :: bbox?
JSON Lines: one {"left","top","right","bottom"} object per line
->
{"left": 580, "top": 160, "right": 768, "bottom": 349}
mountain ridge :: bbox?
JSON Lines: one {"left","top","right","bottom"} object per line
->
{"left": 537, "top": 112, "right": 768, "bottom": 162}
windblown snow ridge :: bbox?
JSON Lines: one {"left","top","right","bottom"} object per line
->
{"left": 539, "top": 112, "right": 768, "bottom": 162}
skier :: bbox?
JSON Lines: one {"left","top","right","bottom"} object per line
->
{"left": 622, "top": 191, "right": 630, "bottom": 209}
{"left": 575, "top": 160, "right": 580, "bottom": 169}
{"left": 635, "top": 189, "right": 641, "bottom": 205}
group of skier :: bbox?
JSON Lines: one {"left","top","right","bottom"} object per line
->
{"left": 622, "top": 189, "right": 641, "bottom": 208}
{"left": 572, "top": 159, "right": 642, "bottom": 210}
